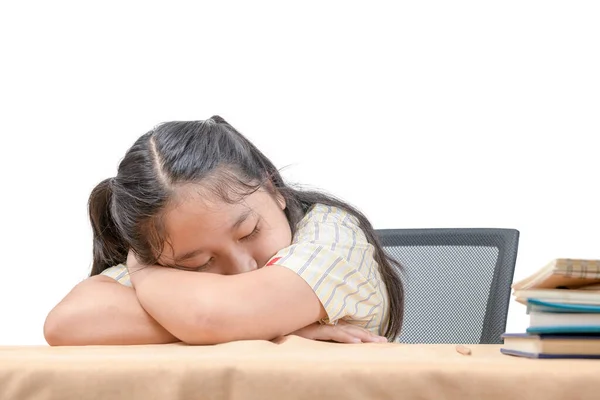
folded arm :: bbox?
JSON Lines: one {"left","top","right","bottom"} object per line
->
{"left": 131, "top": 265, "right": 327, "bottom": 345}
{"left": 44, "top": 275, "right": 178, "bottom": 346}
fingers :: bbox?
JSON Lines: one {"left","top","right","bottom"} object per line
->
{"left": 290, "top": 320, "right": 389, "bottom": 344}
{"left": 305, "top": 323, "right": 358, "bottom": 344}
{"left": 337, "top": 321, "right": 388, "bottom": 343}
{"left": 318, "top": 321, "right": 388, "bottom": 344}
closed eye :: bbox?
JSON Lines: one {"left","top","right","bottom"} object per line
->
{"left": 193, "top": 257, "right": 214, "bottom": 272}
{"left": 240, "top": 225, "right": 260, "bottom": 241}
{"left": 172, "top": 257, "right": 213, "bottom": 272}
{"left": 171, "top": 224, "right": 260, "bottom": 271}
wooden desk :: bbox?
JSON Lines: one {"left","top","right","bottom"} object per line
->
{"left": 1, "top": 336, "right": 598, "bottom": 400}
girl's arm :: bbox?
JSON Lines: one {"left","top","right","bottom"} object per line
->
{"left": 130, "top": 264, "right": 327, "bottom": 345}
{"left": 44, "top": 275, "right": 178, "bottom": 346}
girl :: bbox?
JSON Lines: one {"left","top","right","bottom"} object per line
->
{"left": 44, "top": 116, "right": 404, "bottom": 345}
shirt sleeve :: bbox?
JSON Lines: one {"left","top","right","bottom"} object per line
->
{"left": 267, "top": 205, "right": 389, "bottom": 334}
{"left": 99, "top": 264, "right": 132, "bottom": 287}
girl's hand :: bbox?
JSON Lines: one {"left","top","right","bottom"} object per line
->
{"left": 126, "top": 250, "right": 159, "bottom": 288}
{"left": 290, "top": 319, "right": 388, "bottom": 344}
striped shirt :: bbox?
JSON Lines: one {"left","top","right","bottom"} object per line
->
{"left": 267, "top": 204, "right": 389, "bottom": 335}
{"left": 100, "top": 263, "right": 131, "bottom": 287}
{"left": 100, "top": 203, "right": 389, "bottom": 335}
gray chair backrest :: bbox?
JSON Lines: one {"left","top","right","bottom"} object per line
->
{"left": 375, "top": 228, "right": 519, "bottom": 344}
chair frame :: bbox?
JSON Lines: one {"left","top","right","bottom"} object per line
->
{"left": 375, "top": 228, "right": 519, "bottom": 344}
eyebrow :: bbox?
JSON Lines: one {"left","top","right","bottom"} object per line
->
{"left": 173, "top": 208, "right": 255, "bottom": 263}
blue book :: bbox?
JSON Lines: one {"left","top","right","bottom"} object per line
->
{"left": 527, "top": 298, "right": 600, "bottom": 313}
{"left": 527, "top": 325, "right": 600, "bottom": 334}
{"left": 501, "top": 333, "right": 600, "bottom": 359}
{"left": 525, "top": 298, "right": 600, "bottom": 334}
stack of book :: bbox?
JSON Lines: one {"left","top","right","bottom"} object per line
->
{"left": 501, "top": 258, "right": 600, "bottom": 358}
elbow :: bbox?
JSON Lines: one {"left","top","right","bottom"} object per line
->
{"left": 43, "top": 310, "right": 68, "bottom": 346}
{"left": 43, "top": 307, "right": 80, "bottom": 346}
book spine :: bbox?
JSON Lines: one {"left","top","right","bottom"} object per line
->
{"left": 555, "top": 271, "right": 600, "bottom": 279}
{"left": 557, "top": 260, "right": 600, "bottom": 277}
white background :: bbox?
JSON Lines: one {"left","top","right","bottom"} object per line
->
{"left": 0, "top": 1, "right": 598, "bottom": 345}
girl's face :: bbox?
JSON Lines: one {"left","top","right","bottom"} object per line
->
{"left": 157, "top": 185, "right": 292, "bottom": 274}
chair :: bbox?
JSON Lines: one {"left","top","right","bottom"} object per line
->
{"left": 375, "top": 228, "right": 519, "bottom": 344}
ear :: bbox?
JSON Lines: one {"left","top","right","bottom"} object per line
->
{"left": 265, "top": 179, "right": 286, "bottom": 210}
{"left": 275, "top": 190, "right": 286, "bottom": 210}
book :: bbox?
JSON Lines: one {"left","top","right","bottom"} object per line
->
{"left": 524, "top": 300, "right": 600, "bottom": 334}
{"left": 527, "top": 298, "right": 600, "bottom": 312}
{"left": 529, "top": 311, "right": 600, "bottom": 327}
{"left": 512, "top": 259, "right": 600, "bottom": 291}
{"left": 513, "top": 288, "right": 600, "bottom": 306}
{"left": 501, "top": 333, "right": 600, "bottom": 359}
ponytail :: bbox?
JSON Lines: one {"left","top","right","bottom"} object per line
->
{"left": 88, "top": 178, "right": 128, "bottom": 276}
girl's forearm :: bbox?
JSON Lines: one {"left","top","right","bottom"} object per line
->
{"left": 44, "top": 275, "right": 178, "bottom": 346}
{"left": 132, "top": 267, "right": 218, "bottom": 344}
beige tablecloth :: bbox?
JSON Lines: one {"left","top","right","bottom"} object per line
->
{"left": 1, "top": 336, "right": 599, "bottom": 400}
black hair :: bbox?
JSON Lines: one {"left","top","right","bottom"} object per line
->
{"left": 88, "top": 116, "right": 404, "bottom": 340}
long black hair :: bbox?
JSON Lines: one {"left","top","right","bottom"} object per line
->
{"left": 88, "top": 116, "right": 404, "bottom": 340}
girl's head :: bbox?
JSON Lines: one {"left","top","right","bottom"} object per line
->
{"left": 89, "top": 116, "right": 296, "bottom": 275}
{"left": 89, "top": 116, "right": 404, "bottom": 340}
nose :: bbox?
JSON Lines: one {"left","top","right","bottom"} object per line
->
{"left": 224, "top": 251, "right": 258, "bottom": 275}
